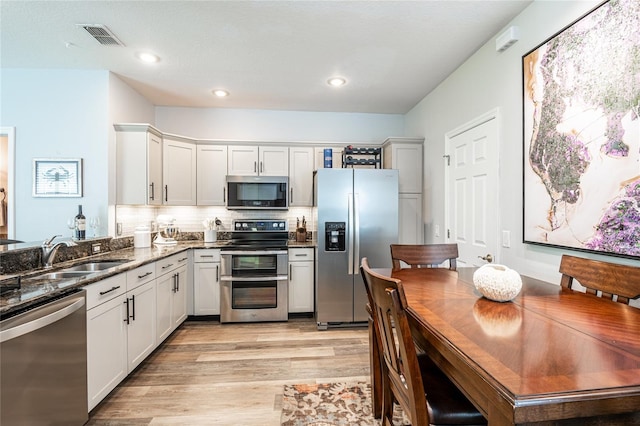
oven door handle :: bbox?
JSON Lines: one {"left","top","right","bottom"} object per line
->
{"left": 220, "top": 275, "right": 288, "bottom": 282}
{"left": 220, "top": 250, "right": 288, "bottom": 255}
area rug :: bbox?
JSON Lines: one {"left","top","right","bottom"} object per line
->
{"left": 280, "top": 382, "right": 409, "bottom": 426}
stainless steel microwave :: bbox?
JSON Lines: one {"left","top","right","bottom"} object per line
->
{"left": 226, "top": 176, "right": 289, "bottom": 210}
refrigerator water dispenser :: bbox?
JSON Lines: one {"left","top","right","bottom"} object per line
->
{"left": 325, "top": 222, "right": 345, "bottom": 251}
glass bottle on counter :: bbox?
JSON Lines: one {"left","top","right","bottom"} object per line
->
{"left": 74, "top": 205, "right": 86, "bottom": 240}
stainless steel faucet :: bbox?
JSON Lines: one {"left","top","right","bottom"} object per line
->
{"left": 42, "top": 235, "right": 77, "bottom": 268}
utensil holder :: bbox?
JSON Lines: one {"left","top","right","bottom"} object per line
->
{"left": 296, "top": 229, "right": 307, "bottom": 243}
{"left": 204, "top": 230, "right": 217, "bottom": 243}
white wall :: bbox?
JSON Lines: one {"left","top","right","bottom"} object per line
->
{"left": 156, "top": 106, "right": 404, "bottom": 143}
{"left": 107, "top": 73, "right": 155, "bottom": 235}
{"left": 0, "top": 70, "right": 155, "bottom": 243}
{"left": 1, "top": 69, "right": 110, "bottom": 242}
{"left": 404, "top": 0, "right": 640, "bottom": 283}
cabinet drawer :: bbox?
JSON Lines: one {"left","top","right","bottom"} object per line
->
{"left": 156, "top": 252, "right": 190, "bottom": 276}
{"left": 84, "top": 274, "right": 127, "bottom": 310}
{"left": 289, "top": 248, "right": 314, "bottom": 261}
{"left": 193, "top": 249, "right": 220, "bottom": 263}
{"left": 126, "top": 263, "right": 156, "bottom": 291}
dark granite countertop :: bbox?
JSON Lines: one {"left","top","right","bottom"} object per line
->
{"left": 0, "top": 240, "right": 316, "bottom": 317}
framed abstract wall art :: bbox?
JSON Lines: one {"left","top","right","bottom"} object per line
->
{"left": 523, "top": 0, "right": 640, "bottom": 259}
{"left": 33, "top": 158, "right": 83, "bottom": 197}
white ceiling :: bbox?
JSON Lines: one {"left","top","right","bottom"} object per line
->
{"left": 1, "top": 0, "right": 532, "bottom": 114}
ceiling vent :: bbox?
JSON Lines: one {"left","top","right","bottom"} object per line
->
{"left": 77, "top": 24, "right": 124, "bottom": 46}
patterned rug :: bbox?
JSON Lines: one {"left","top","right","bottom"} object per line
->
{"left": 280, "top": 382, "right": 409, "bottom": 426}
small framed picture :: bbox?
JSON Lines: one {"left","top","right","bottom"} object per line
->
{"left": 33, "top": 158, "right": 83, "bottom": 197}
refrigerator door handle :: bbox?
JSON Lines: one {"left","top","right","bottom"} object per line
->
{"left": 354, "top": 193, "right": 360, "bottom": 275}
{"left": 348, "top": 192, "right": 355, "bottom": 275}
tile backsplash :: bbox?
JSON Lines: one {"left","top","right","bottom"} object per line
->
{"left": 115, "top": 205, "right": 315, "bottom": 238}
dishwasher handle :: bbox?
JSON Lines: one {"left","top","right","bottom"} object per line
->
{"left": 0, "top": 292, "right": 86, "bottom": 343}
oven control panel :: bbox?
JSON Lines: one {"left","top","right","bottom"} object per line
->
{"left": 233, "top": 219, "right": 288, "bottom": 232}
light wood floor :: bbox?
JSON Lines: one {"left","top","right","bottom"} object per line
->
{"left": 87, "top": 318, "right": 370, "bottom": 425}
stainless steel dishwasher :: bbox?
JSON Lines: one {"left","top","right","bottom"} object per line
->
{"left": 1, "top": 289, "right": 88, "bottom": 425}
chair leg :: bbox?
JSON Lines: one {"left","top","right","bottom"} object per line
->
{"left": 368, "top": 315, "right": 383, "bottom": 419}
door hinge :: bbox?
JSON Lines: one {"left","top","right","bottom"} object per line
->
{"left": 443, "top": 155, "right": 450, "bottom": 166}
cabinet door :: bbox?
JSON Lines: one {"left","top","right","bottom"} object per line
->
{"left": 126, "top": 280, "right": 156, "bottom": 373}
{"left": 193, "top": 262, "right": 221, "bottom": 315}
{"left": 289, "top": 147, "right": 314, "bottom": 207}
{"left": 399, "top": 192, "right": 424, "bottom": 244}
{"left": 259, "top": 146, "right": 289, "bottom": 176}
{"left": 288, "top": 261, "right": 314, "bottom": 313}
{"left": 86, "top": 294, "right": 127, "bottom": 411}
{"left": 147, "top": 133, "right": 163, "bottom": 205}
{"left": 228, "top": 145, "right": 259, "bottom": 175}
{"left": 197, "top": 145, "right": 227, "bottom": 205}
{"left": 172, "top": 264, "right": 188, "bottom": 328}
{"left": 163, "top": 137, "right": 196, "bottom": 205}
{"left": 385, "top": 142, "right": 423, "bottom": 193}
{"left": 156, "top": 271, "right": 174, "bottom": 343}
{"left": 314, "top": 147, "right": 343, "bottom": 170}
{"left": 116, "top": 129, "right": 162, "bottom": 205}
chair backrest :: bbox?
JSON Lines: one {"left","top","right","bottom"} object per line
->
{"left": 390, "top": 243, "right": 458, "bottom": 271}
{"left": 559, "top": 254, "right": 640, "bottom": 304}
{"left": 361, "top": 257, "right": 429, "bottom": 425}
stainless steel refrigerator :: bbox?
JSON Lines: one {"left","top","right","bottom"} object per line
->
{"left": 315, "top": 168, "right": 399, "bottom": 328}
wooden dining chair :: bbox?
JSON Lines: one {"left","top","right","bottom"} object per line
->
{"left": 360, "top": 258, "right": 486, "bottom": 426}
{"left": 390, "top": 243, "right": 459, "bottom": 271}
{"left": 559, "top": 254, "right": 640, "bottom": 304}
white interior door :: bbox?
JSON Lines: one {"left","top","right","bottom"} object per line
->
{"left": 445, "top": 111, "right": 499, "bottom": 266}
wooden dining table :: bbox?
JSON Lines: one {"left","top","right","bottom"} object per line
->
{"left": 375, "top": 267, "right": 640, "bottom": 425}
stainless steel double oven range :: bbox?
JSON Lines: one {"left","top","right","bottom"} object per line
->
{"left": 220, "top": 219, "right": 289, "bottom": 323}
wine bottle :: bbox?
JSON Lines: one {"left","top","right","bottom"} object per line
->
{"left": 75, "top": 205, "right": 86, "bottom": 240}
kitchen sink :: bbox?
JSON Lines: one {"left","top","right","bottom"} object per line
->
{"left": 63, "top": 260, "right": 128, "bottom": 272}
{"left": 40, "top": 271, "right": 93, "bottom": 280}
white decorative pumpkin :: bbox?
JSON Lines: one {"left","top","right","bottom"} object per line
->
{"left": 473, "top": 264, "right": 522, "bottom": 302}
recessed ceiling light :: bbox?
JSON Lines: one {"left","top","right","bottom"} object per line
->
{"left": 213, "top": 89, "right": 229, "bottom": 97}
{"left": 135, "top": 52, "right": 160, "bottom": 64}
{"left": 327, "top": 77, "right": 347, "bottom": 87}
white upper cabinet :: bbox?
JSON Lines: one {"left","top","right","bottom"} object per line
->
{"left": 163, "top": 136, "right": 197, "bottom": 205}
{"left": 228, "top": 145, "right": 289, "bottom": 176}
{"left": 289, "top": 147, "right": 314, "bottom": 207}
{"left": 314, "top": 147, "right": 343, "bottom": 170}
{"left": 115, "top": 125, "right": 163, "bottom": 205}
{"left": 197, "top": 145, "right": 227, "bottom": 205}
{"left": 382, "top": 138, "right": 424, "bottom": 194}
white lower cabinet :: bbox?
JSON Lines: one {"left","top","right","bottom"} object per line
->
{"left": 193, "top": 249, "right": 221, "bottom": 315}
{"left": 156, "top": 253, "right": 189, "bottom": 343}
{"left": 288, "top": 248, "right": 314, "bottom": 313}
{"left": 86, "top": 276, "right": 127, "bottom": 411}
{"left": 125, "top": 280, "right": 156, "bottom": 372}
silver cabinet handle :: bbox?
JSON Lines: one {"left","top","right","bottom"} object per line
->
{"left": 162, "top": 263, "right": 174, "bottom": 269}
{"left": 137, "top": 271, "right": 152, "bottom": 279}
{"left": 164, "top": 185, "right": 168, "bottom": 202}
{"left": 216, "top": 265, "right": 219, "bottom": 282}
{"left": 290, "top": 187, "right": 293, "bottom": 203}
{"left": 150, "top": 182, "right": 155, "bottom": 201}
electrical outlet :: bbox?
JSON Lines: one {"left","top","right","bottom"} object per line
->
{"left": 502, "top": 230, "right": 511, "bottom": 248}
{"left": 116, "top": 223, "right": 123, "bottom": 236}
{"left": 92, "top": 243, "right": 101, "bottom": 254}
{"left": 435, "top": 225, "right": 440, "bottom": 237}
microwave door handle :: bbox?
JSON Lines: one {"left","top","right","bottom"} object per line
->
{"left": 348, "top": 192, "right": 354, "bottom": 275}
